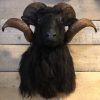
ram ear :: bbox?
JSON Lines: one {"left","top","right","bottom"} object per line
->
{"left": 64, "top": 18, "right": 97, "bottom": 43}
{"left": 2, "top": 18, "right": 34, "bottom": 42}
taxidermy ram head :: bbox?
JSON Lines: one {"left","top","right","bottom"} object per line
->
{"left": 2, "top": 2, "right": 97, "bottom": 99}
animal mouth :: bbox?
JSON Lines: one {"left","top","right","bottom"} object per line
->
{"left": 42, "top": 39, "right": 60, "bottom": 47}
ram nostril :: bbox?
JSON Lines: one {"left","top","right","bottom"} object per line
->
{"left": 53, "top": 34, "right": 56, "bottom": 37}
{"left": 46, "top": 32, "right": 56, "bottom": 38}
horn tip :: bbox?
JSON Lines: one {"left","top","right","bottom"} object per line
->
{"left": 94, "top": 28, "right": 97, "bottom": 32}
{"left": 2, "top": 24, "right": 8, "bottom": 32}
{"left": 92, "top": 25, "right": 97, "bottom": 33}
{"left": 2, "top": 26, "right": 5, "bottom": 32}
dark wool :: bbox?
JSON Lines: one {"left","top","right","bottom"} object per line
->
{"left": 19, "top": 43, "right": 76, "bottom": 98}
{"left": 2, "top": 2, "right": 96, "bottom": 99}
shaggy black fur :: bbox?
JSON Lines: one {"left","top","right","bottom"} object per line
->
{"left": 19, "top": 43, "right": 76, "bottom": 99}
{"left": 19, "top": 5, "right": 76, "bottom": 99}
{"left": 2, "top": 2, "right": 96, "bottom": 99}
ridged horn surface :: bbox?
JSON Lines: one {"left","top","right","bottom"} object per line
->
{"left": 65, "top": 18, "right": 97, "bottom": 43}
{"left": 23, "top": 2, "right": 46, "bottom": 16}
{"left": 54, "top": 3, "right": 76, "bottom": 25}
{"left": 2, "top": 18, "right": 33, "bottom": 42}
{"left": 22, "top": 2, "right": 47, "bottom": 25}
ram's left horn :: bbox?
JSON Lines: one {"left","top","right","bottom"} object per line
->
{"left": 2, "top": 18, "right": 34, "bottom": 42}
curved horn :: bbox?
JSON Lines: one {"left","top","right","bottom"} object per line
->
{"left": 2, "top": 18, "right": 33, "bottom": 42}
{"left": 2, "top": 2, "right": 47, "bottom": 42}
{"left": 54, "top": 3, "right": 76, "bottom": 26}
{"left": 65, "top": 18, "right": 97, "bottom": 43}
{"left": 22, "top": 2, "right": 47, "bottom": 25}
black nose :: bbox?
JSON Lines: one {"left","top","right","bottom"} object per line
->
{"left": 47, "top": 32, "right": 56, "bottom": 38}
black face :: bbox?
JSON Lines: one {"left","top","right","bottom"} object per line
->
{"left": 22, "top": 8, "right": 66, "bottom": 47}
{"left": 34, "top": 13, "right": 65, "bottom": 47}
